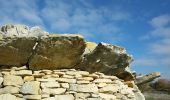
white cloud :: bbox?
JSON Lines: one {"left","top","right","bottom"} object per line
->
{"left": 133, "top": 58, "right": 158, "bottom": 67}
{"left": 0, "top": 0, "right": 44, "bottom": 26}
{"left": 41, "top": 0, "right": 130, "bottom": 41}
{"left": 150, "top": 39, "right": 170, "bottom": 56}
{"left": 149, "top": 14, "right": 170, "bottom": 28}
{"left": 0, "top": 0, "right": 130, "bottom": 42}
{"left": 137, "top": 14, "right": 170, "bottom": 68}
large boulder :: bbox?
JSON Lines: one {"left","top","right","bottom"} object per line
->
{"left": 0, "top": 36, "right": 37, "bottom": 66}
{"left": 77, "top": 42, "right": 134, "bottom": 81}
{"left": 0, "top": 24, "right": 48, "bottom": 66}
{"left": 0, "top": 24, "right": 48, "bottom": 37}
{"left": 29, "top": 34, "right": 86, "bottom": 70}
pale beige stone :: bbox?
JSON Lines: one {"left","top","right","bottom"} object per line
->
{"left": 36, "top": 78, "right": 56, "bottom": 82}
{"left": 88, "top": 74, "right": 99, "bottom": 79}
{"left": 0, "top": 93, "right": 17, "bottom": 100}
{"left": 62, "top": 74, "right": 74, "bottom": 78}
{"left": 77, "top": 77, "right": 94, "bottom": 81}
{"left": 99, "top": 84, "right": 120, "bottom": 93}
{"left": 100, "top": 75, "right": 118, "bottom": 80}
{"left": 24, "top": 76, "right": 34, "bottom": 81}
{"left": 10, "top": 70, "right": 32, "bottom": 76}
{"left": 3, "top": 75, "right": 23, "bottom": 86}
{"left": 51, "top": 74, "right": 59, "bottom": 78}
{"left": 0, "top": 77, "right": 3, "bottom": 85}
{"left": 41, "top": 94, "right": 50, "bottom": 98}
{"left": 53, "top": 71, "right": 65, "bottom": 76}
{"left": 11, "top": 66, "right": 27, "bottom": 70}
{"left": 20, "top": 81, "right": 40, "bottom": 94}
{"left": 69, "top": 84, "right": 98, "bottom": 93}
{"left": 55, "top": 94, "right": 74, "bottom": 100}
{"left": 99, "top": 93, "right": 116, "bottom": 99}
{"left": 77, "top": 80, "right": 90, "bottom": 84}
{"left": 84, "top": 42, "right": 97, "bottom": 54}
{"left": 42, "top": 88, "right": 66, "bottom": 95}
{"left": 75, "top": 93, "right": 90, "bottom": 98}
{"left": 0, "top": 86, "right": 20, "bottom": 94}
{"left": 55, "top": 78, "right": 76, "bottom": 83}
{"left": 66, "top": 71, "right": 89, "bottom": 76}
{"left": 23, "top": 95, "right": 41, "bottom": 99}
{"left": 87, "top": 98, "right": 102, "bottom": 100}
{"left": 41, "top": 82, "right": 60, "bottom": 88}
{"left": 33, "top": 73, "right": 45, "bottom": 78}
{"left": 61, "top": 83, "right": 69, "bottom": 88}
{"left": 97, "top": 83, "right": 107, "bottom": 88}
{"left": 93, "top": 79, "right": 112, "bottom": 83}
{"left": 42, "top": 97, "right": 55, "bottom": 100}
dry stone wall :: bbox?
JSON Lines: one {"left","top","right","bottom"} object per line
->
{"left": 0, "top": 24, "right": 145, "bottom": 100}
{"left": 0, "top": 66, "right": 144, "bottom": 100}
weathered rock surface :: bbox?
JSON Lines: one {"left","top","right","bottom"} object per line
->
{"left": 0, "top": 94, "right": 17, "bottom": 100}
{"left": 136, "top": 72, "right": 161, "bottom": 85}
{"left": 0, "top": 86, "right": 20, "bottom": 94}
{"left": 0, "top": 24, "right": 145, "bottom": 100}
{"left": 0, "top": 36, "right": 37, "bottom": 66}
{"left": 29, "top": 34, "right": 86, "bottom": 70}
{"left": 0, "top": 24, "right": 48, "bottom": 37}
{"left": 20, "top": 81, "right": 40, "bottom": 94}
{"left": 55, "top": 94, "right": 74, "bottom": 100}
{"left": 0, "top": 24, "right": 49, "bottom": 67}
{"left": 3, "top": 75, "right": 23, "bottom": 86}
{"left": 78, "top": 42, "right": 134, "bottom": 81}
{"left": 69, "top": 84, "right": 98, "bottom": 93}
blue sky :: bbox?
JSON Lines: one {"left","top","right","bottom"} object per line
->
{"left": 0, "top": 0, "right": 170, "bottom": 78}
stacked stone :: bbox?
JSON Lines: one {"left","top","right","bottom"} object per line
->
{"left": 0, "top": 66, "right": 142, "bottom": 100}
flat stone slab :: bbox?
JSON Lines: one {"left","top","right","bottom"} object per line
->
{"left": 29, "top": 34, "right": 86, "bottom": 70}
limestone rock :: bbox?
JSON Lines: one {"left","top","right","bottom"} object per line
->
{"left": 75, "top": 93, "right": 90, "bottom": 98}
{"left": 66, "top": 71, "right": 89, "bottom": 76}
{"left": 20, "top": 81, "right": 40, "bottom": 94}
{"left": 99, "top": 93, "right": 116, "bottom": 99}
{"left": 134, "top": 92, "right": 145, "bottom": 100}
{"left": 136, "top": 72, "right": 161, "bottom": 85}
{"left": 0, "top": 86, "right": 20, "bottom": 94}
{"left": 42, "top": 97, "right": 55, "bottom": 100}
{"left": 11, "top": 70, "right": 32, "bottom": 76}
{"left": 93, "top": 79, "right": 112, "bottom": 83}
{"left": 55, "top": 78, "right": 76, "bottom": 83}
{"left": 87, "top": 98, "right": 102, "bottom": 100}
{"left": 99, "top": 84, "right": 120, "bottom": 93}
{"left": 78, "top": 42, "right": 134, "bottom": 81}
{"left": 83, "top": 42, "right": 97, "bottom": 54}
{"left": 55, "top": 94, "right": 74, "bottom": 100}
{"left": 0, "top": 94, "right": 17, "bottom": 100}
{"left": 29, "top": 34, "right": 86, "bottom": 70}
{"left": 24, "top": 76, "right": 34, "bottom": 81}
{"left": 23, "top": 95, "right": 41, "bottom": 99}
{"left": 69, "top": 84, "right": 98, "bottom": 93}
{"left": 42, "top": 88, "right": 66, "bottom": 95}
{"left": 3, "top": 75, "right": 23, "bottom": 86}
{"left": 61, "top": 83, "right": 69, "bottom": 88}
{"left": 0, "top": 77, "right": 3, "bottom": 85}
{"left": 41, "top": 82, "right": 60, "bottom": 88}
{"left": 0, "top": 24, "right": 48, "bottom": 37}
